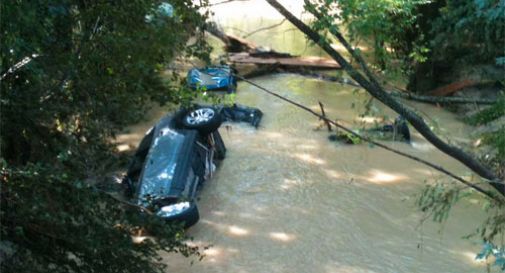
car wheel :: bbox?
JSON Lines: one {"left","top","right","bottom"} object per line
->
{"left": 182, "top": 107, "right": 222, "bottom": 135}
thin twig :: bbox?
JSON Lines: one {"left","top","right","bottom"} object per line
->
{"left": 389, "top": 91, "right": 496, "bottom": 105}
{"left": 318, "top": 101, "right": 332, "bottom": 131}
{"left": 210, "top": 0, "right": 250, "bottom": 6}
{"left": 235, "top": 74, "right": 503, "bottom": 201}
{"left": 243, "top": 19, "right": 287, "bottom": 38}
{"left": 265, "top": 0, "right": 504, "bottom": 196}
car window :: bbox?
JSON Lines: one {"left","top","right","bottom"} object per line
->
{"left": 137, "top": 127, "right": 185, "bottom": 202}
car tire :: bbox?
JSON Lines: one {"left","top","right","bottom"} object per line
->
{"left": 212, "top": 131, "right": 226, "bottom": 160}
{"left": 181, "top": 107, "right": 222, "bottom": 135}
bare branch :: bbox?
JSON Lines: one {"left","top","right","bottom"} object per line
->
{"left": 243, "top": 19, "right": 287, "bottom": 38}
{"left": 389, "top": 91, "right": 497, "bottom": 105}
{"left": 210, "top": 0, "right": 250, "bottom": 6}
{"left": 303, "top": 0, "right": 382, "bottom": 87}
{"left": 235, "top": 74, "right": 504, "bottom": 201}
{"left": 264, "top": 0, "right": 505, "bottom": 196}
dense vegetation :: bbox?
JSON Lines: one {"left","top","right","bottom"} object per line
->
{"left": 1, "top": 1, "right": 209, "bottom": 272}
{"left": 332, "top": 0, "right": 504, "bottom": 92}
{"left": 1, "top": 0, "right": 503, "bottom": 271}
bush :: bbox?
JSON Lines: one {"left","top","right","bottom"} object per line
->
{"left": 0, "top": 1, "right": 210, "bottom": 272}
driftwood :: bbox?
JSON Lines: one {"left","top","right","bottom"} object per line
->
{"left": 296, "top": 71, "right": 496, "bottom": 105}
{"left": 206, "top": 21, "right": 341, "bottom": 70}
{"left": 237, "top": 65, "right": 497, "bottom": 105}
{"left": 389, "top": 91, "right": 496, "bottom": 105}
{"left": 240, "top": 63, "right": 282, "bottom": 79}
{"left": 208, "top": 21, "right": 494, "bottom": 105}
{"left": 206, "top": 22, "right": 256, "bottom": 52}
{"left": 265, "top": 0, "right": 504, "bottom": 197}
{"left": 428, "top": 79, "right": 478, "bottom": 96}
{"left": 229, "top": 52, "right": 340, "bottom": 69}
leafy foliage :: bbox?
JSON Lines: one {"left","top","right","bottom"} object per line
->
{"left": 430, "top": 0, "right": 505, "bottom": 63}
{"left": 1, "top": 0, "right": 210, "bottom": 272}
{"left": 476, "top": 242, "right": 505, "bottom": 270}
{"left": 1, "top": 161, "right": 200, "bottom": 273}
{"left": 306, "top": 0, "right": 431, "bottom": 75}
{"left": 466, "top": 98, "right": 505, "bottom": 126}
{"left": 481, "top": 128, "right": 505, "bottom": 161}
{"left": 417, "top": 182, "right": 463, "bottom": 222}
{"left": 418, "top": 182, "right": 505, "bottom": 268}
{"left": 466, "top": 97, "right": 505, "bottom": 176}
{"left": 306, "top": 0, "right": 505, "bottom": 81}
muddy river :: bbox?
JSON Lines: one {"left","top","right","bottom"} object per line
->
{"left": 117, "top": 2, "right": 492, "bottom": 272}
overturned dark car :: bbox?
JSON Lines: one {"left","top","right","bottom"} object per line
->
{"left": 217, "top": 103, "right": 263, "bottom": 128}
{"left": 122, "top": 106, "right": 226, "bottom": 227}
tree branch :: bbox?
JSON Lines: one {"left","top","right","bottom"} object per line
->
{"left": 264, "top": 0, "right": 504, "bottom": 196}
{"left": 389, "top": 91, "right": 496, "bottom": 105}
{"left": 243, "top": 19, "right": 287, "bottom": 38}
{"left": 210, "top": 0, "right": 250, "bottom": 6}
{"left": 303, "top": 0, "right": 382, "bottom": 88}
{"left": 235, "top": 74, "right": 502, "bottom": 201}
{"left": 292, "top": 70, "right": 496, "bottom": 105}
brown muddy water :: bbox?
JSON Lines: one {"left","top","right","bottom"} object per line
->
{"left": 117, "top": 75, "right": 489, "bottom": 273}
{"left": 116, "top": 1, "right": 495, "bottom": 272}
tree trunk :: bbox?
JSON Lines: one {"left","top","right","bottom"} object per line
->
{"left": 265, "top": 0, "right": 504, "bottom": 196}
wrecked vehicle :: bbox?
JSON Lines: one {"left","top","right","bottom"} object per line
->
{"left": 329, "top": 116, "right": 411, "bottom": 144}
{"left": 367, "top": 116, "right": 411, "bottom": 142}
{"left": 187, "top": 65, "right": 237, "bottom": 93}
{"left": 217, "top": 104, "right": 263, "bottom": 128}
{"left": 122, "top": 106, "right": 226, "bottom": 227}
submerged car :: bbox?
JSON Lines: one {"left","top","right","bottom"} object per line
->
{"left": 217, "top": 103, "right": 263, "bottom": 128}
{"left": 187, "top": 65, "right": 237, "bottom": 93}
{"left": 368, "top": 115, "right": 411, "bottom": 143}
{"left": 328, "top": 116, "right": 411, "bottom": 144}
{"left": 122, "top": 106, "right": 226, "bottom": 227}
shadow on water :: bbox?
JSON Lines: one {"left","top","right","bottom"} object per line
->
{"left": 116, "top": 74, "right": 490, "bottom": 273}
{"left": 116, "top": 2, "right": 490, "bottom": 271}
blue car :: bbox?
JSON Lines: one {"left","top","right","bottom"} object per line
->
{"left": 187, "top": 65, "right": 237, "bottom": 93}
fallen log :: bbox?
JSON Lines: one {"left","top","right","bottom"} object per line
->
{"left": 266, "top": 0, "right": 505, "bottom": 196}
{"left": 239, "top": 63, "right": 282, "bottom": 79}
{"left": 389, "top": 91, "right": 496, "bottom": 105}
{"left": 229, "top": 52, "right": 340, "bottom": 69}
{"left": 237, "top": 74, "right": 502, "bottom": 200}
{"left": 283, "top": 70, "right": 496, "bottom": 105}
{"left": 428, "top": 79, "right": 478, "bottom": 96}
{"left": 206, "top": 22, "right": 256, "bottom": 52}
{"left": 207, "top": 21, "right": 340, "bottom": 70}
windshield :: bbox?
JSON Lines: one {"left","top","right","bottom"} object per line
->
{"left": 137, "top": 126, "right": 185, "bottom": 204}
